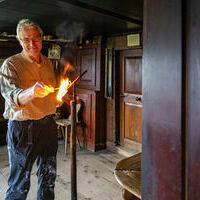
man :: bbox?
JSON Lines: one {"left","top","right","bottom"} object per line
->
{"left": 0, "top": 19, "right": 58, "bottom": 200}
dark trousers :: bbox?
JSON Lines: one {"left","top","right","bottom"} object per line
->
{"left": 5, "top": 116, "right": 58, "bottom": 200}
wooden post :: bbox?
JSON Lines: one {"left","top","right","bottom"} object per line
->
{"left": 142, "top": 0, "right": 182, "bottom": 199}
{"left": 70, "top": 83, "right": 77, "bottom": 200}
{"left": 68, "top": 71, "right": 87, "bottom": 199}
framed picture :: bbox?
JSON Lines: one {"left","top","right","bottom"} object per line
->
{"left": 105, "top": 48, "right": 114, "bottom": 99}
{"left": 48, "top": 44, "right": 61, "bottom": 59}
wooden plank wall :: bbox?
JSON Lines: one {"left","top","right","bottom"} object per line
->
{"left": 186, "top": 0, "right": 200, "bottom": 199}
{"left": 142, "top": 0, "right": 182, "bottom": 199}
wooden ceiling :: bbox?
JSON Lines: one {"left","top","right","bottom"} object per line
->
{"left": 0, "top": 0, "right": 143, "bottom": 41}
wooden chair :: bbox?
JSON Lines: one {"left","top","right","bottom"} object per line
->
{"left": 55, "top": 100, "right": 83, "bottom": 154}
{"left": 114, "top": 153, "right": 141, "bottom": 200}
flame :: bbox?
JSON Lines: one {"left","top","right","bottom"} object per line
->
{"left": 57, "top": 78, "right": 71, "bottom": 102}
{"left": 56, "top": 62, "right": 72, "bottom": 102}
{"left": 63, "top": 62, "right": 70, "bottom": 75}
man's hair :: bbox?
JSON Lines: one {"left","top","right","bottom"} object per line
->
{"left": 16, "top": 19, "right": 43, "bottom": 37}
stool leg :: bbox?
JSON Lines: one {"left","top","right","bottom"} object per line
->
{"left": 65, "top": 125, "right": 71, "bottom": 155}
{"left": 65, "top": 126, "right": 68, "bottom": 155}
{"left": 76, "top": 124, "right": 82, "bottom": 149}
{"left": 60, "top": 126, "right": 67, "bottom": 154}
{"left": 76, "top": 135, "right": 81, "bottom": 149}
{"left": 60, "top": 126, "right": 65, "bottom": 140}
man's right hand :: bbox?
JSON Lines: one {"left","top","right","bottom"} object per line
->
{"left": 18, "top": 81, "right": 55, "bottom": 105}
{"left": 32, "top": 81, "right": 54, "bottom": 98}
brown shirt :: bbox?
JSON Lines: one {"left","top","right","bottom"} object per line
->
{"left": 0, "top": 51, "right": 57, "bottom": 120}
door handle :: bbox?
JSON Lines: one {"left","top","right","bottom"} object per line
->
{"left": 135, "top": 97, "right": 141, "bottom": 101}
{"left": 120, "top": 94, "right": 127, "bottom": 98}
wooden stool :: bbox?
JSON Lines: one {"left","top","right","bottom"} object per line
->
{"left": 55, "top": 100, "right": 83, "bottom": 154}
{"left": 56, "top": 119, "right": 71, "bottom": 154}
{"left": 56, "top": 119, "right": 81, "bottom": 154}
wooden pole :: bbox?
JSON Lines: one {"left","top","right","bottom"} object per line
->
{"left": 70, "top": 83, "right": 77, "bottom": 200}
{"left": 69, "top": 71, "right": 87, "bottom": 200}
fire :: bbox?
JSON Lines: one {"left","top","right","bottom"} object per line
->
{"left": 56, "top": 62, "right": 72, "bottom": 102}
{"left": 63, "top": 62, "right": 70, "bottom": 75}
{"left": 56, "top": 78, "right": 71, "bottom": 102}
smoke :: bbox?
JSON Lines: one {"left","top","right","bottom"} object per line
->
{"left": 56, "top": 21, "right": 85, "bottom": 42}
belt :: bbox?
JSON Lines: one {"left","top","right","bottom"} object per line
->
{"left": 27, "top": 114, "right": 54, "bottom": 122}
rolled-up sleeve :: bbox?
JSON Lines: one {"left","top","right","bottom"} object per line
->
{"left": 0, "top": 60, "right": 23, "bottom": 111}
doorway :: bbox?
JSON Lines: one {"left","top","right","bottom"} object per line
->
{"left": 118, "top": 48, "right": 143, "bottom": 147}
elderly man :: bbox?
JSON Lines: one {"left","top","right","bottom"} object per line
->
{"left": 0, "top": 19, "right": 58, "bottom": 200}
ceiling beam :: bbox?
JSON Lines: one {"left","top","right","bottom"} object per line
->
{"left": 58, "top": 0, "right": 142, "bottom": 25}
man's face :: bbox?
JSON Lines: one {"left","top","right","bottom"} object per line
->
{"left": 18, "top": 27, "right": 42, "bottom": 59}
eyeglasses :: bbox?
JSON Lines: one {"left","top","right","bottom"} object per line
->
{"left": 20, "top": 35, "right": 42, "bottom": 44}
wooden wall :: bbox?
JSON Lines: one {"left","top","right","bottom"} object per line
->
{"left": 142, "top": 0, "right": 182, "bottom": 199}
{"left": 142, "top": 0, "right": 200, "bottom": 199}
{"left": 186, "top": 0, "right": 200, "bottom": 199}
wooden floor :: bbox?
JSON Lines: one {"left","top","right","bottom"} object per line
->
{"left": 0, "top": 141, "right": 140, "bottom": 200}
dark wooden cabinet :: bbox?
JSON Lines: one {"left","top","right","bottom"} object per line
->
{"left": 0, "top": 40, "right": 21, "bottom": 58}
{"left": 0, "top": 41, "right": 20, "bottom": 145}
{"left": 75, "top": 44, "right": 106, "bottom": 151}
{"left": 57, "top": 44, "right": 106, "bottom": 151}
{"left": 76, "top": 88, "right": 106, "bottom": 151}
{"left": 0, "top": 93, "right": 7, "bottom": 145}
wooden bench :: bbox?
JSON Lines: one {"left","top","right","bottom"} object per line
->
{"left": 114, "top": 153, "right": 141, "bottom": 200}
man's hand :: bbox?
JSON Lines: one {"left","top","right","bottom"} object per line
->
{"left": 32, "top": 81, "right": 54, "bottom": 98}
{"left": 18, "top": 81, "right": 55, "bottom": 105}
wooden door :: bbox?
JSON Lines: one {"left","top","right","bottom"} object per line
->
{"left": 120, "top": 49, "right": 142, "bottom": 146}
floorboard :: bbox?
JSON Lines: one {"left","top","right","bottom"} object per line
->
{"left": 0, "top": 141, "right": 140, "bottom": 200}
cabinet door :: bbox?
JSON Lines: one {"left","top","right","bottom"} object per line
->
{"left": 77, "top": 48, "right": 100, "bottom": 90}
{"left": 78, "top": 48, "right": 96, "bottom": 88}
